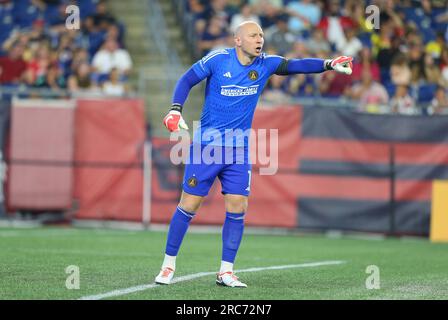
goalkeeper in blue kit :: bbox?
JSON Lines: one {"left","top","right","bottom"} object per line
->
{"left": 155, "top": 21, "right": 352, "bottom": 287}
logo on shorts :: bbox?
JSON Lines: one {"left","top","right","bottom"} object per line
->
{"left": 187, "top": 177, "right": 198, "bottom": 188}
{"left": 248, "top": 70, "right": 258, "bottom": 81}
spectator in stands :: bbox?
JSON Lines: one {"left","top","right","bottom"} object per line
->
{"left": 260, "top": 74, "right": 291, "bottom": 105}
{"left": 195, "top": 0, "right": 231, "bottom": 36}
{"left": 82, "top": 15, "right": 105, "bottom": 58}
{"left": 377, "top": 0, "right": 405, "bottom": 35}
{"left": 46, "top": 1, "right": 74, "bottom": 34}
{"left": 249, "top": 0, "right": 283, "bottom": 29}
{"left": 425, "top": 32, "right": 445, "bottom": 60}
{"left": 227, "top": 0, "right": 254, "bottom": 18}
{"left": 187, "top": 0, "right": 206, "bottom": 15}
{"left": 264, "top": 13, "right": 295, "bottom": 56}
{"left": 435, "top": 6, "right": 448, "bottom": 43}
{"left": 305, "top": 28, "right": 331, "bottom": 55}
{"left": 0, "top": 41, "right": 27, "bottom": 85}
{"left": 102, "top": 67, "right": 129, "bottom": 97}
{"left": 92, "top": 37, "right": 132, "bottom": 78}
{"left": 2, "top": 31, "right": 22, "bottom": 53}
{"left": 285, "top": 41, "right": 309, "bottom": 60}
{"left": 106, "top": 23, "right": 124, "bottom": 49}
{"left": 403, "top": 24, "right": 423, "bottom": 52}
{"left": 318, "top": 67, "right": 353, "bottom": 97}
{"left": 56, "top": 32, "right": 75, "bottom": 79}
{"left": 70, "top": 47, "right": 90, "bottom": 75}
{"left": 229, "top": 4, "right": 260, "bottom": 33}
{"left": 0, "top": 0, "right": 136, "bottom": 96}
{"left": 40, "top": 62, "right": 66, "bottom": 91}
{"left": 348, "top": 68, "right": 389, "bottom": 113}
{"left": 390, "top": 84, "right": 417, "bottom": 115}
{"left": 317, "top": 0, "right": 356, "bottom": 48}
{"left": 344, "top": 0, "right": 366, "bottom": 30}
{"left": 198, "top": 14, "right": 230, "bottom": 56}
{"left": 371, "top": 19, "right": 393, "bottom": 58}
{"left": 352, "top": 47, "right": 380, "bottom": 82}
{"left": 288, "top": 73, "right": 316, "bottom": 97}
{"left": 423, "top": 52, "right": 442, "bottom": 85}
{"left": 91, "top": 0, "right": 117, "bottom": 32}
{"left": 27, "top": 18, "right": 51, "bottom": 49}
{"left": 408, "top": 40, "right": 426, "bottom": 84}
{"left": 376, "top": 33, "right": 402, "bottom": 74}
{"left": 24, "top": 42, "right": 51, "bottom": 87}
{"left": 67, "top": 61, "right": 95, "bottom": 92}
{"left": 390, "top": 53, "right": 412, "bottom": 86}
{"left": 285, "top": 0, "right": 321, "bottom": 36}
{"left": 428, "top": 86, "right": 448, "bottom": 115}
{"left": 440, "top": 46, "right": 448, "bottom": 86}
{"left": 336, "top": 26, "right": 362, "bottom": 57}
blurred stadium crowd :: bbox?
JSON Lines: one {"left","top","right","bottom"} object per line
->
{"left": 183, "top": 0, "right": 448, "bottom": 115}
{"left": 0, "top": 0, "right": 132, "bottom": 98}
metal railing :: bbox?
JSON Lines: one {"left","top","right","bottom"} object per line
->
{"left": 171, "top": 0, "right": 199, "bottom": 59}
{"left": 137, "top": 0, "right": 188, "bottom": 101}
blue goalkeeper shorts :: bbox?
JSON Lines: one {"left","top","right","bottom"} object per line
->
{"left": 182, "top": 143, "right": 252, "bottom": 197}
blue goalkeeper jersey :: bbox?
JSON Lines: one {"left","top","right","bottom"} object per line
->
{"left": 191, "top": 48, "right": 284, "bottom": 147}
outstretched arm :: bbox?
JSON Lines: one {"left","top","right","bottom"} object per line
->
{"left": 275, "top": 56, "right": 353, "bottom": 75}
{"left": 164, "top": 67, "right": 204, "bottom": 132}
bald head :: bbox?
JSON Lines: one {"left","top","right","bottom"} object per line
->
{"left": 234, "top": 21, "right": 263, "bottom": 38}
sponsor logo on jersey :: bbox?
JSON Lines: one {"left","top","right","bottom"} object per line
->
{"left": 220, "top": 85, "right": 259, "bottom": 96}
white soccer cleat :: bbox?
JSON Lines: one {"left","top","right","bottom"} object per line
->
{"left": 216, "top": 271, "right": 247, "bottom": 288}
{"left": 155, "top": 267, "right": 175, "bottom": 285}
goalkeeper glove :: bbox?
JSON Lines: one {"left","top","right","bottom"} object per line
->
{"left": 163, "top": 105, "right": 189, "bottom": 132}
{"left": 325, "top": 56, "right": 353, "bottom": 75}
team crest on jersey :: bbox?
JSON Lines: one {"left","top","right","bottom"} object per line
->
{"left": 248, "top": 70, "right": 258, "bottom": 81}
{"left": 187, "top": 177, "right": 198, "bottom": 188}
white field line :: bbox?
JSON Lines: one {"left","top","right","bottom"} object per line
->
{"left": 78, "top": 260, "right": 346, "bottom": 300}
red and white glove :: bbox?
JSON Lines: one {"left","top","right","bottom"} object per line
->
{"left": 163, "top": 110, "right": 189, "bottom": 132}
{"left": 327, "top": 56, "right": 353, "bottom": 75}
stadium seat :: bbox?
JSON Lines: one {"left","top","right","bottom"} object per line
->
{"left": 402, "top": 7, "right": 420, "bottom": 23}
{"left": 13, "top": 0, "right": 43, "bottom": 29}
{"left": 79, "top": 0, "right": 100, "bottom": 19}
{"left": 421, "top": 27, "right": 436, "bottom": 43}
{"left": 417, "top": 83, "right": 437, "bottom": 103}
{"left": 43, "top": 3, "right": 61, "bottom": 26}
{"left": 0, "top": 3, "right": 15, "bottom": 48}
{"left": 380, "top": 68, "right": 391, "bottom": 85}
{"left": 384, "top": 81, "right": 396, "bottom": 98}
{"left": 358, "top": 32, "right": 372, "bottom": 48}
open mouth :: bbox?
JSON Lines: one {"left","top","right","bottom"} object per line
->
{"left": 255, "top": 47, "right": 262, "bottom": 53}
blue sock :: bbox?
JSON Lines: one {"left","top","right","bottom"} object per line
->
{"left": 165, "top": 206, "right": 195, "bottom": 256}
{"left": 222, "top": 212, "right": 245, "bottom": 263}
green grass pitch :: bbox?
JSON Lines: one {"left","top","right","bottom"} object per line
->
{"left": 0, "top": 227, "right": 447, "bottom": 300}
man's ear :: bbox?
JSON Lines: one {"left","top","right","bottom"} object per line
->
{"left": 234, "top": 36, "right": 241, "bottom": 47}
